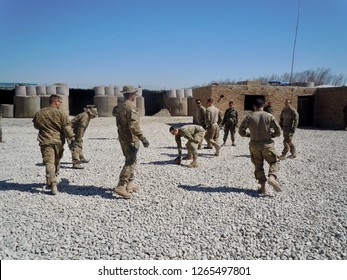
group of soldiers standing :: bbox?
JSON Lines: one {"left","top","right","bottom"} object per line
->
{"left": 31, "top": 86, "right": 300, "bottom": 198}
{"left": 171, "top": 97, "right": 299, "bottom": 195}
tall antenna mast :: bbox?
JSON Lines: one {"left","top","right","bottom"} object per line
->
{"left": 290, "top": 0, "right": 302, "bottom": 84}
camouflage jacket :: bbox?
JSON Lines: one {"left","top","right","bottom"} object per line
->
{"left": 205, "top": 105, "right": 222, "bottom": 127}
{"left": 280, "top": 107, "right": 299, "bottom": 128}
{"left": 222, "top": 108, "right": 238, "bottom": 126}
{"left": 33, "top": 106, "right": 75, "bottom": 145}
{"left": 195, "top": 106, "right": 206, "bottom": 126}
{"left": 239, "top": 111, "right": 281, "bottom": 142}
{"left": 113, "top": 99, "right": 145, "bottom": 142}
{"left": 71, "top": 112, "right": 90, "bottom": 141}
{"left": 175, "top": 125, "right": 205, "bottom": 155}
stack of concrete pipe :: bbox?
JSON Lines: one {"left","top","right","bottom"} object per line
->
{"left": 93, "top": 86, "right": 117, "bottom": 117}
{"left": 13, "top": 84, "right": 69, "bottom": 118}
{"left": 93, "top": 86, "right": 145, "bottom": 117}
{"left": 163, "top": 89, "right": 188, "bottom": 116}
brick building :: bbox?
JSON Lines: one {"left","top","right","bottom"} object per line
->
{"left": 192, "top": 84, "right": 347, "bottom": 129}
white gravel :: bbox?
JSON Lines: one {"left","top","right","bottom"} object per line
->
{"left": 0, "top": 116, "right": 346, "bottom": 260}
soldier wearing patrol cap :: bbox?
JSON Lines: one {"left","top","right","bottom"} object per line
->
{"left": 70, "top": 105, "right": 98, "bottom": 169}
{"left": 112, "top": 85, "right": 149, "bottom": 199}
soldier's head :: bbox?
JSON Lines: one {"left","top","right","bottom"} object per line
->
{"left": 253, "top": 98, "right": 265, "bottom": 111}
{"left": 196, "top": 99, "right": 202, "bottom": 107}
{"left": 229, "top": 101, "right": 234, "bottom": 108}
{"left": 84, "top": 105, "right": 98, "bottom": 119}
{"left": 285, "top": 99, "right": 292, "bottom": 108}
{"left": 169, "top": 126, "right": 179, "bottom": 136}
{"left": 207, "top": 98, "right": 214, "bottom": 107}
{"left": 121, "top": 85, "right": 137, "bottom": 101}
{"left": 49, "top": 94, "right": 63, "bottom": 109}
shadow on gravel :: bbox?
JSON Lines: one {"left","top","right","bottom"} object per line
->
{"left": 166, "top": 122, "right": 192, "bottom": 128}
{"left": 233, "top": 154, "right": 251, "bottom": 158}
{"left": 0, "top": 179, "right": 45, "bottom": 194}
{"left": 57, "top": 178, "right": 113, "bottom": 199}
{"left": 177, "top": 184, "right": 260, "bottom": 197}
{"left": 88, "top": 137, "right": 117, "bottom": 140}
{"left": 0, "top": 179, "right": 114, "bottom": 198}
{"left": 141, "top": 159, "right": 176, "bottom": 165}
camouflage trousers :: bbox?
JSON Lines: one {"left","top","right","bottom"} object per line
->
{"left": 281, "top": 128, "right": 296, "bottom": 156}
{"left": 118, "top": 140, "right": 139, "bottom": 186}
{"left": 204, "top": 124, "right": 220, "bottom": 149}
{"left": 223, "top": 123, "right": 236, "bottom": 143}
{"left": 40, "top": 144, "right": 64, "bottom": 187}
{"left": 186, "top": 131, "right": 205, "bottom": 159}
{"left": 71, "top": 139, "right": 85, "bottom": 163}
{"left": 249, "top": 140, "right": 280, "bottom": 184}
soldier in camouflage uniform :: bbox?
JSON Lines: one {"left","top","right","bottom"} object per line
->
{"left": 70, "top": 105, "right": 98, "bottom": 169}
{"left": 112, "top": 86, "right": 149, "bottom": 199}
{"left": 33, "top": 94, "right": 76, "bottom": 195}
{"left": 222, "top": 100, "right": 238, "bottom": 146}
{"left": 204, "top": 98, "right": 222, "bottom": 156}
{"left": 264, "top": 102, "right": 273, "bottom": 114}
{"left": 279, "top": 99, "right": 299, "bottom": 160}
{"left": 170, "top": 124, "right": 205, "bottom": 168}
{"left": 239, "top": 98, "right": 282, "bottom": 194}
{"left": 194, "top": 99, "right": 207, "bottom": 149}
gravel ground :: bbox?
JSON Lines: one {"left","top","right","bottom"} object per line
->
{"left": 0, "top": 116, "right": 346, "bottom": 260}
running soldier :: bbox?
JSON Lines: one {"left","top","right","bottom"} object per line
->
{"left": 239, "top": 98, "right": 282, "bottom": 194}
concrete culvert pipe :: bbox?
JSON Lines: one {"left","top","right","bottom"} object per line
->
{"left": 36, "top": 86, "right": 47, "bottom": 95}
{"left": 94, "top": 86, "right": 105, "bottom": 96}
{"left": 26, "top": 85, "right": 37, "bottom": 96}
{"left": 105, "top": 86, "right": 115, "bottom": 96}
{"left": 166, "top": 89, "right": 177, "bottom": 98}
{"left": 15, "top": 85, "right": 26, "bottom": 96}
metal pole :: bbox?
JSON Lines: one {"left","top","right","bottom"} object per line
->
{"left": 290, "top": 0, "right": 302, "bottom": 85}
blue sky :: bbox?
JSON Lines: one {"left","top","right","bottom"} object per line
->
{"left": 0, "top": 0, "right": 346, "bottom": 89}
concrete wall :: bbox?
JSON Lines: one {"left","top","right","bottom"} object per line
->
{"left": 192, "top": 85, "right": 347, "bottom": 129}
{"left": 314, "top": 87, "right": 347, "bottom": 129}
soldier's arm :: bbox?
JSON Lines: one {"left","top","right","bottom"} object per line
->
{"left": 61, "top": 114, "right": 75, "bottom": 141}
{"left": 279, "top": 111, "right": 284, "bottom": 128}
{"left": 129, "top": 108, "right": 145, "bottom": 141}
{"left": 222, "top": 110, "right": 227, "bottom": 125}
{"left": 292, "top": 109, "right": 299, "bottom": 128}
{"left": 238, "top": 117, "right": 250, "bottom": 137}
{"left": 175, "top": 135, "right": 182, "bottom": 155}
{"left": 32, "top": 114, "right": 40, "bottom": 130}
{"left": 235, "top": 110, "right": 239, "bottom": 126}
{"left": 270, "top": 116, "right": 281, "bottom": 138}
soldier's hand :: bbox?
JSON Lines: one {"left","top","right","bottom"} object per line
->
{"left": 68, "top": 139, "right": 77, "bottom": 150}
{"left": 142, "top": 138, "right": 149, "bottom": 148}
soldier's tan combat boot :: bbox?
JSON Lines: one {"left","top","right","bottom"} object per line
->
{"left": 51, "top": 183, "right": 58, "bottom": 195}
{"left": 287, "top": 154, "right": 296, "bottom": 159}
{"left": 127, "top": 181, "right": 140, "bottom": 193}
{"left": 72, "top": 163, "right": 84, "bottom": 169}
{"left": 182, "top": 154, "right": 192, "bottom": 160}
{"left": 278, "top": 154, "right": 286, "bottom": 160}
{"left": 258, "top": 183, "right": 266, "bottom": 195}
{"left": 188, "top": 159, "right": 199, "bottom": 168}
{"left": 268, "top": 175, "right": 282, "bottom": 192}
{"left": 80, "top": 158, "right": 90, "bottom": 163}
{"left": 113, "top": 185, "right": 131, "bottom": 199}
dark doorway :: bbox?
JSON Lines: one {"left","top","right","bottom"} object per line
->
{"left": 298, "top": 96, "right": 314, "bottom": 127}
{"left": 142, "top": 90, "right": 165, "bottom": 116}
{"left": 69, "top": 89, "right": 95, "bottom": 115}
{"left": 244, "top": 95, "right": 265, "bottom": 111}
